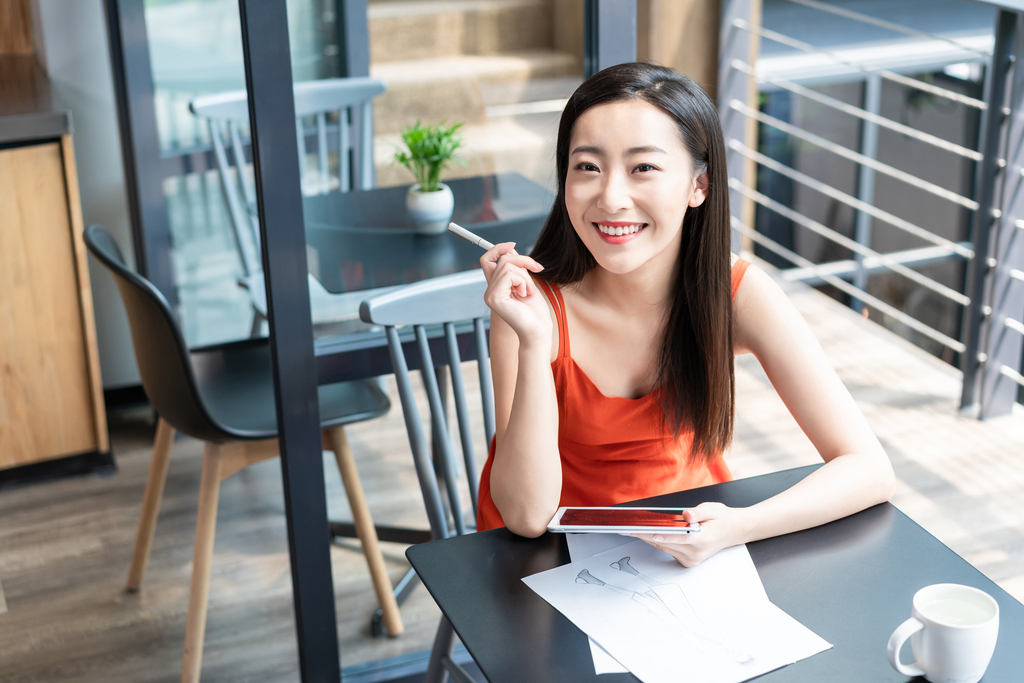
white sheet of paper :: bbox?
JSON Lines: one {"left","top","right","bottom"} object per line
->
{"left": 525, "top": 540, "right": 831, "bottom": 683}
{"left": 566, "top": 534, "right": 633, "bottom": 674}
{"left": 566, "top": 532, "right": 634, "bottom": 560}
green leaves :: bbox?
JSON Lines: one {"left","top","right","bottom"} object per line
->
{"left": 393, "top": 120, "right": 465, "bottom": 192}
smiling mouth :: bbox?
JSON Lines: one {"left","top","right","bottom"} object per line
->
{"left": 595, "top": 222, "right": 646, "bottom": 237}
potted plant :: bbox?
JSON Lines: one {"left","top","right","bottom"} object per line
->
{"left": 394, "top": 120, "right": 464, "bottom": 234}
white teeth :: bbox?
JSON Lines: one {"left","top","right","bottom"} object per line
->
{"left": 597, "top": 223, "right": 643, "bottom": 236}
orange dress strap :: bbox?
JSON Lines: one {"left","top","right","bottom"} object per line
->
{"left": 731, "top": 258, "right": 750, "bottom": 301}
{"left": 536, "top": 279, "right": 570, "bottom": 359}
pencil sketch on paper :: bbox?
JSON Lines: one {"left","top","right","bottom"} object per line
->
{"left": 522, "top": 540, "right": 832, "bottom": 683}
{"left": 575, "top": 556, "right": 754, "bottom": 666}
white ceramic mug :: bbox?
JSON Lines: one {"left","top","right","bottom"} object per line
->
{"left": 887, "top": 583, "right": 999, "bottom": 683}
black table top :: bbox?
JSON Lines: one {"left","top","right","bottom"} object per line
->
{"left": 303, "top": 173, "right": 555, "bottom": 294}
{"left": 407, "top": 465, "right": 1024, "bottom": 683}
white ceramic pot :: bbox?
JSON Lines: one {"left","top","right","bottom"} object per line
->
{"left": 406, "top": 183, "right": 454, "bottom": 235}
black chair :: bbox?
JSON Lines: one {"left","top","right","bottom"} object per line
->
{"left": 84, "top": 224, "right": 403, "bottom": 683}
{"left": 359, "top": 269, "right": 494, "bottom": 683}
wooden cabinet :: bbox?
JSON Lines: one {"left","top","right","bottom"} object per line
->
{"left": 0, "top": 135, "right": 108, "bottom": 470}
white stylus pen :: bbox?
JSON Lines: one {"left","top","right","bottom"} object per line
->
{"left": 447, "top": 222, "right": 495, "bottom": 251}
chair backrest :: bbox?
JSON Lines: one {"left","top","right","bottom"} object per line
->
{"left": 359, "top": 270, "right": 495, "bottom": 540}
{"left": 190, "top": 77, "right": 387, "bottom": 278}
{"left": 83, "top": 224, "right": 233, "bottom": 443}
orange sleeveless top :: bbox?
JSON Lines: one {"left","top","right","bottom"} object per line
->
{"left": 476, "top": 259, "right": 751, "bottom": 531}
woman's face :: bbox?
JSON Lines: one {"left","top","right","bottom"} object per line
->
{"left": 564, "top": 99, "right": 706, "bottom": 278}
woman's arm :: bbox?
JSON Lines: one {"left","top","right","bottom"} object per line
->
{"left": 481, "top": 243, "right": 563, "bottom": 536}
{"left": 635, "top": 263, "right": 895, "bottom": 565}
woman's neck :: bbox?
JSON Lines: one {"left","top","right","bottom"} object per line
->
{"left": 581, "top": 257, "right": 679, "bottom": 315}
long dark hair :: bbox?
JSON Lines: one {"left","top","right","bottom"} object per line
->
{"left": 531, "top": 62, "right": 734, "bottom": 463}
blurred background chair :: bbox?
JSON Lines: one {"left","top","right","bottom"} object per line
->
{"left": 359, "top": 269, "right": 494, "bottom": 683}
{"left": 190, "top": 77, "right": 387, "bottom": 336}
{"left": 84, "top": 224, "right": 402, "bottom": 683}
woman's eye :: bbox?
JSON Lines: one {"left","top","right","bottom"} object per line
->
{"left": 574, "top": 162, "right": 599, "bottom": 172}
{"left": 633, "top": 163, "right": 657, "bottom": 173}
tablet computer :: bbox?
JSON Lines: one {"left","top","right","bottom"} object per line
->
{"left": 546, "top": 506, "right": 700, "bottom": 534}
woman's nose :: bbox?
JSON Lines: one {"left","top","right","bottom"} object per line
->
{"left": 596, "top": 171, "right": 632, "bottom": 213}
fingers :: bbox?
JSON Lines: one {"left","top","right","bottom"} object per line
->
{"left": 630, "top": 532, "right": 694, "bottom": 546}
{"left": 480, "top": 242, "right": 516, "bottom": 275}
{"left": 684, "top": 502, "right": 722, "bottom": 523}
{"left": 480, "top": 243, "right": 544, "bottom": 279}
{"left": 505, "top": 267, "right": 533, "bottom": 299}
{"left": 632, "top": 535, "right": 702, "bottom": 568}
{"left": 482, "top": 243, "right": 546, "bottom": 304}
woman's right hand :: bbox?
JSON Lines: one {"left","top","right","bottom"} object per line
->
{"left": 481, "top": 242, "right": 551, "bottom": 346}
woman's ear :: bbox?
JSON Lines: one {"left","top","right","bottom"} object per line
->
{"left": 688, "top": 168, "right": 709, "bottom": 208}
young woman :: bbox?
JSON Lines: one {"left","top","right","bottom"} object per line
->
{"left": 476, "top": 62, "right": 894, "bottom": 567}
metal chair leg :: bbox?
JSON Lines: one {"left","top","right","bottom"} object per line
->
{"left": 424, "top": 616, "right": 477, "bottom": 683}
{"left": 249, "top": 309, "right": 265, "bottom": 338}
{"left": 425, "top": 616, "right": 458, "bottom": 683}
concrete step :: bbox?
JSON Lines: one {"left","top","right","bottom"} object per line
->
{"left": 371, "top": 49, "right": 581, "bottom": 134}
{"left": 478, "top": 74, "right": 580, "bottom": 107}
{"left": 369, "top": 0, "right": 554, "bottom": 64}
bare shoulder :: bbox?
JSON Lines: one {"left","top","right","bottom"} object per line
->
{"left": 731, "top": 261, "right": 809, "bottom": 357}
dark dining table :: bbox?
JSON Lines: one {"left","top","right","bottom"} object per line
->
{"left": 304, "top": 172, "right": 554, "bottom": 385}
{"left": 406, "top": 465, "right": 1024, "bottom": 683}
{"left": 303, "top": 172, "right": 553, "bottom": 294}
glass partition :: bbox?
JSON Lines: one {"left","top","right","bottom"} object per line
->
{"left": 145, "top": 0, "right": 337, "bottom": 346}
{"left": 147, "top": 0, "right": 582, "bottom": 347}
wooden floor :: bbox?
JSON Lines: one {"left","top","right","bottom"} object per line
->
{"left": 1, "top": 264, "right": 1023, "bottom": 682}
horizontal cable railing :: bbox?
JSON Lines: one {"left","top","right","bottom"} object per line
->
{"left": 730, "top": 179, "right": 971, "bottom": 306}
{"left": 733, "top": 217, "right": 967, "bottom": 352}
{"left": 998, "top": 310, "right": 1024, "bottom": 389}
{"left": 784, "top": 0, "right": 992, "bottom": 58}
{"left": 728, "top": 139, "right": 976, "bottom": 259}
{"left": 723, "top": 0, "right": 998, "bottom": 366}
{"left": 730, "top": 60, "right": 983, "bottom": 161}
{"left": 733, "top": 18, "right": 988, "bottom": 110}
{"left": 1000, "top": 364, "right": 1024, "bottom": 387}
{"left": 730, "top": 99, "right": 981, "bottom": 210}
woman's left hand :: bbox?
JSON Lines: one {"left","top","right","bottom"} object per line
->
{"left": 629, "top": 502, "right": 750, "bottom": 567}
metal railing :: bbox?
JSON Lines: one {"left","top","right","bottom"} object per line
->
{"left": 718, "top": 0, "right": 1024, "bottom": 418}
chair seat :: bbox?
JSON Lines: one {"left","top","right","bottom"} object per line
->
{"left": 190, "top": 340, "right": 389, "bottom": 440}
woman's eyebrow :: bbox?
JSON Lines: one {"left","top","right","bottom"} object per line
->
{"left": 570, "top": 145, "right": 602, "bottom": 156}
{"left": 570, "top": 144, "right": 669, "bottom": 156}
{"left": 626, "top": 145, "right": 668, "bottom": 155}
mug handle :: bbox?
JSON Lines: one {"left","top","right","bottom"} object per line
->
{"left": 887, "top": 617, "right": 926, "bottom": 677}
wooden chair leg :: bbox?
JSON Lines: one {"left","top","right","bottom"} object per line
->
{"left": 182, "top": 443, "right": 223, "bottom": 683}
{"left": 127, "top": 417, "right": 176, "bottom": 591}
{"left": 325, "top": 426, "right": 405, "bottom": 637}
